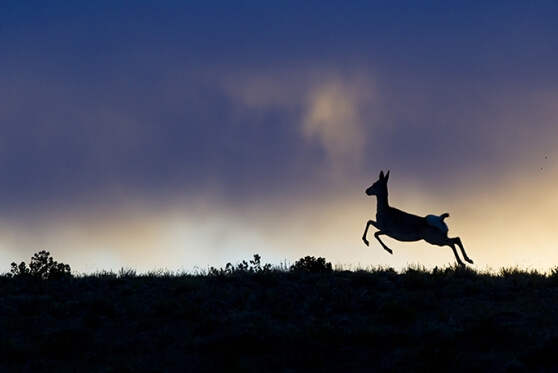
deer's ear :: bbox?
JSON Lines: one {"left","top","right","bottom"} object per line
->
{"left": 385, "top": 170, "right": 390, "bottom": 182}
{"left": 379, "top": 170, "right": 385, "bottom": 180}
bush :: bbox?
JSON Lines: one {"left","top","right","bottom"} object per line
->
{"left": 10, "top": 251, "right": 72, "bottom": 280}
{"left": 290, "top": 256, "right": 332, "bottom": 273}
{"left": 208, "top": 254, "right": 272, "bottom": 276}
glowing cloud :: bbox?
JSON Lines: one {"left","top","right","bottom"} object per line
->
{"left": 302, "top": 77, "right": 376, "bottom": 176}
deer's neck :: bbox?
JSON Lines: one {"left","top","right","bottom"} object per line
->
{"left": 376, "top": 192, "right": 390, "bottom": 213}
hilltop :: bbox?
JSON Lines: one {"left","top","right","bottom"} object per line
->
{"left": 1, "top": 255, "right": 558, "bottom": 372}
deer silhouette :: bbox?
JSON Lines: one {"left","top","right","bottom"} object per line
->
{"left": 362, "top": 170, "right": 473, "bottom": 266}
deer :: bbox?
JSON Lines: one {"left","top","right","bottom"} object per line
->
{"left": 362, "top": 170, "right": 473, "bottom": 266}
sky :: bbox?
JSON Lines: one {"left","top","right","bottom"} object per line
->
{"left": 1, "top": 1, "right": 557, "bottom": 274}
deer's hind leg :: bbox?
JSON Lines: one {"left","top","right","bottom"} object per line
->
{"left": 453, "top": 237, "right": 473, "bottom": 264}
{"left": 448, "top": 242, "right": 466, "bottom": 267}
{"left": 425, "top": 234, "right": 466, "bottom": 266}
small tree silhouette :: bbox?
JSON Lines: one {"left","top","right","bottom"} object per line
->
{"left": 11, "top": 251, "right": 72, "bottom": 280}
{"left": 290, "top": 256, "right": 332, "bottom": 273}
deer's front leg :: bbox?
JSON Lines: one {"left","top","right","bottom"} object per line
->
{"left": 362, "top": 220, "right": 378, "bottom": 246}
{"left": 374, "top": 231, "right": 393, "bottom": 255}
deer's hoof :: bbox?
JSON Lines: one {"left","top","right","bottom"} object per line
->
{"left": 363, "top": 240, "right": 369, "bottom": 246}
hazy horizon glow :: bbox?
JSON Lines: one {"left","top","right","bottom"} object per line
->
{"left": 1, "top": 2, "right": 557, "bottom": 274}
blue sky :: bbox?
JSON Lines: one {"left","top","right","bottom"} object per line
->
{"left": 1, "top": 1, "right": 557, "bottom": 273}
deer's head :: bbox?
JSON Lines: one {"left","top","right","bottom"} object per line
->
{"left": 366, "top": 170, "right": 390, "bottom": 196}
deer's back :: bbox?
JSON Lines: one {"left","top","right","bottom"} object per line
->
{"left": 376, "top": 207, "right": 428, "bottom": 241}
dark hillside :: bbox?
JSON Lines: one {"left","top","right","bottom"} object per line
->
{"left": 2, "top": 263, "right": 558, "bottom": 372}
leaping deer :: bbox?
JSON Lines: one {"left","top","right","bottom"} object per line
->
{"left": 362, "top": 170, "right": 473, "bottom": 266}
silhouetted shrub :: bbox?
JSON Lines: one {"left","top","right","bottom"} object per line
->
{"left": 10, "top": 251, "right": 72, "bottom": 280}
{"left": 290, "top": 256, "right": 332, "bottom": 273}
{"left": 208, "top": 254, "right": 272, "bottom": 276}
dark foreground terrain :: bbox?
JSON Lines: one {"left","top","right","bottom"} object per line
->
{"left": 2, "top": 262, "right": 558, "bottom": 372}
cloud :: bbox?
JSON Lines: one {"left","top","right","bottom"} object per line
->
{"left": 220, "top": 67, "right": 382, "bottom": 184}
{"left": 213, "top": 66, "right": 381, "bottom": 193}
{"left": 302, "top": 78, "right": 372, "bottom": 176}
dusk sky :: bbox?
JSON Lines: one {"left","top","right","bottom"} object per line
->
{"left": 1, "top": 1, "right": 557, "bottom": 274}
